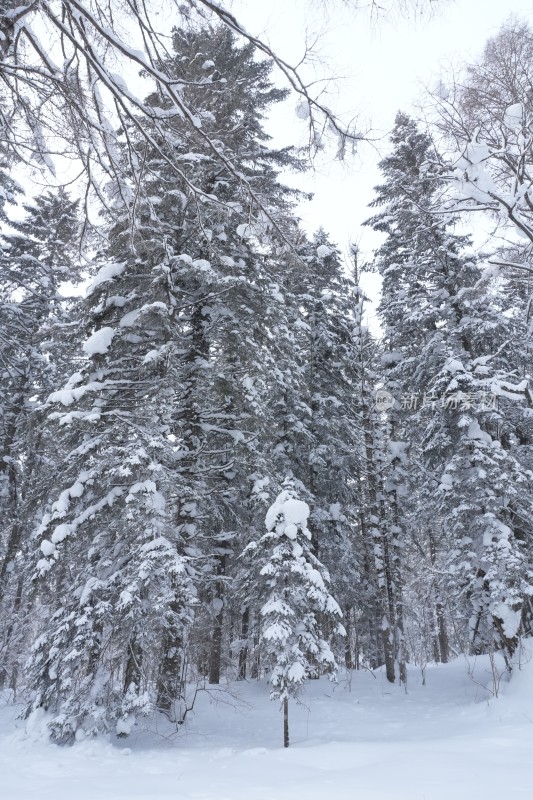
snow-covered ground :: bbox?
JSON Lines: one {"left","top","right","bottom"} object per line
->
{"left": 2, "top": 653, "right": 533, "bottom": 800}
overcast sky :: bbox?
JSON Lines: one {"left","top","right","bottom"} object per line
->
{"left": 232, "top": 0, "right": 533, "bottom": 313}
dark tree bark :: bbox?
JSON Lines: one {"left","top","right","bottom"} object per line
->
{"left": 238, "top": 608, "right": 249, "bottom": 680}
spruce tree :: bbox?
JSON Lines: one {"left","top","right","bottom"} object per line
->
{"left": 288, "top": 231, "right": 362, "bottom": 647}
{"left": 0, "top": 189, "right": 80, "bottom": 691}
{"left": 242, "top": 482, "right": 343, "bottom": 747}
{"left": 366, "top": 112, "right": 533, "bottom": 667}
{"left": 23, "top": 22, "right": 310, "bottom": 739}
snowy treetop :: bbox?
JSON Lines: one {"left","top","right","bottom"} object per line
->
{"left": 265, "top": 491, "right": 311, "bottom": 540}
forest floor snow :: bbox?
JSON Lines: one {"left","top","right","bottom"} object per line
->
{"left": 1, "top": 652, "right": 533, "bottom": 800}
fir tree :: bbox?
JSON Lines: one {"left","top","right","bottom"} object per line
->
{"left": 23, "top": 22, "right": 309, "bottom": 738}
{"left": 242, "top": 482, "right": 343, "bottom": 747}
{"left": 289, "top": 231, "right": 362, "bottom": 643}
{"left": 0, "top": 189, "right": 80, "bottom": 691}
{"left": 366, "top": 112, "right": 533, "bottom": 666}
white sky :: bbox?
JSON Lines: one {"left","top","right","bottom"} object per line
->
{"left": 232, "top": 0, "right": 533, "bottom": 313}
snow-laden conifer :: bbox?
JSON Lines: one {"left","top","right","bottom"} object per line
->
{"left": 22, "top": 23, "right": 309, "bottom": 738}
{"left": 276, "top": 231, "right": 362, "bottom": 658}
{"left": 366, "top": 112, "right": 533, "bottom": 665}
{"left": 0, "top": 188, "right": 80, "bottom": 690}
{"left": 242, "top": 483, "right": 343, "bottom": 746}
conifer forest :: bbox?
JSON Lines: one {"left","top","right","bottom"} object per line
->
{"left": 2, "top": 1, "right": 533, "bottom": 770}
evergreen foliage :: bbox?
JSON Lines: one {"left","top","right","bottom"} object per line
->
{"left": 243, "top": 484, "right": 343, "bottom": 701}
{"left": 366, "top": 111, "right": 533, "bottom": 666}
{"left": 1, "top": 14, "right": 533, "bottom": 748}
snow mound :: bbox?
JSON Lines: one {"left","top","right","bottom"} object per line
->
{"left": 82, "top": 327, "right": 115, "bottom": 356}
{"left": 86, "top": 262, "right": 125, "bottom": 296}
{"left": 504, "top": 102, "right": 524, "bottom": 129}
{"left": 265, "top": 491, "right": 310, "bottom": 536}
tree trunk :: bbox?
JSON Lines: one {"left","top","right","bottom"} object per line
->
{"left": 208, "top": 605, "right": 223, "bottom": 684}
{"left": 344, "top": 606, "right": 354, "bottom": 670}
{"left": 436, "top": 601, "right": 450, "bottom": 663}
{"left": 283, "top": 697, "right": 289, "bottom": 748}
{"left": 360, "top": 380, "right": 397, "bottom": 683}
{"left": 379, "top": 520, "right": 397, "bottom": 684}
{"left": 208, "top": 548, "right": 228, "bottom": 684}
{"left": 251, "top": 627, "right": 260, "bottom": 680}
{"left": 124, "top": 638, "right": 143, "bottom": 693}
{"left": 156, "top": 633, "right": 182, "bottom": 717}
{"left": 390, "top": 494, "right": 407, "bottom": 686}
{"left": 156, "top": 582, "right": 184, "bottom": 716}
{"left": 238, "top": 608, "right": 249, "bottom": 680}
{"left": 0, "top": 375, "right": 29, "bottom": 606}
{"left": 428, "top": 529, "right": 449, "bottom": 663}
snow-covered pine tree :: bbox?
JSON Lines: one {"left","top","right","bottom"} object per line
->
{"left": 126, "top": 23, "right": 308, "bottom": 687}
{"left": 363, "top": 112, "right": 474, "bottom": 669}
{"left": 0, "top": 139, "right": 21, "bottom": 539}
{"left": 426, "top": 22, "right": 533, "bottom": 660}
{"left": 363, "top": 111, "right": 473, "bottom": 672}
{"left": 423, "top": 276, "right": 533, "bottom": 663}
{"left": 366, "top": 111, "right": 533, "bottom": 666}
{"left": 242, "top": 483, "right": 343, "bottom": 747}
{"left": 0, "top": 188, "right": 80, "bottom": 691}
{"left": 0, "top": 151, "right": 21, "bottom": 599}
{"left": 231, "top": 228, "right": 366, "bottom": 679}
{"left": 0, "top": 152, "right": 23, "bottom": 689}
{"left": 284, "top": 230, "right": 362, "bottom": 653}
{"left": 24, "top": 229, "right": 198, "bottom": 740}
{"left": 404, "top": 164, "right": 533, "bottom": 664}
{"left": 362, "top": 111, "right": 446, "bottom": 680}
{"left": 23, "top": 21, "right": 310, "bottom": 738}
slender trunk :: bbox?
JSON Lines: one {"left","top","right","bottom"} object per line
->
{"left": 238, "top": 608, "right": 249, "bottom": 680}
{"left": 157, "top": 572, "right": 185, "bottom": 715}
{"left": 208, "top": 547, "right": 227, "bottom": 684}
{"left": 470, "top": 605, "right": 484, "bottom": 654}
{"left": 361, "top": 386, "right": 395, "bottom": 683}
{"left": 0, "top": 522, "right": 22, "bottom": 607}
{"left": 283, "top": 697, "right": 289, "bottom": 748}
{"left": 380, "top": 517, "right": 397, "bottom": 683}
{"left": 208, "top": 604, "right": 223, "bottom": 684}
{"left": 308, "top": 307, "right": 319, "bottom": 556}
{"left": 250, "top": 625, "right": 260, "bottom": 680}
{"left": 124, "top": 638, "right": 143, "bottom": 693}
{"left": 428, "top": 529, "right": 449, "bottom": 663}
{"left": 431, "top": 621, "right": 440, "bottom": 664}
{"left": 0, "top": 378, "right": 28, "bottom": 605}
{"left": 0, "top": 573, "right": 24, "bottom": 692}
{"left": 390, "top": 493, "right": 407, "bottom": 685}
{"left": 436, "top": 602, "right": 450, "bottom": 663}
{"left": 344, "top": 606, "right": 354, "bottom": 670}
{"left": 156, "top": 628, "right": 183, "bottom": 716}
